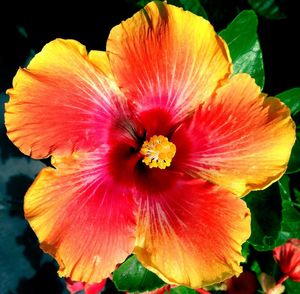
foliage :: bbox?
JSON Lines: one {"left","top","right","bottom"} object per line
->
{"left": 113, "top": 255, "right": 165, "bottom": 292}
{"left": 219, "top": 10, "right": 264, "bottom": 89}
{"left": 248, "top": 0, "right": 286, "bottom": 20}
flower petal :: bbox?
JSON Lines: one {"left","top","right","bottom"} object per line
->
{"left": 258, "top": 273, "right": 285, "bottom": 294}
{"left": 107, "top": 1, "right": 231, "bottom": 120}
{"left": 66, "top": 277, "right": 107, "bottom": 294}
{"left": 24, "top": 150, "right": 136, "bottom": 282}
{"left": 273, "top": 239, "right": 300, "bottom": 282}
{"left": 174, "top": 74, "right": 295, "bottom": 196}
{"left": 84, "top": 279, "right": 107, "bottom": 294}
{"left": 5, "top": 39, "right": 124, "bottom": 159}
{"left": 134, "top": 179, "right": 250, "bottom": 288}
{"left": 88, "top": 50, "right": 114, "bottom": 80}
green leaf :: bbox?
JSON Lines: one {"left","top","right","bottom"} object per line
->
{"left": 290, "top": 172, "right": 300, "bottom": 204}
{"left": 136, "top": 0, "right": 151, "bottom": 7}
{"left": 277, "top": 88, "right": 300, "bottom": 117}
{"left": 250, "top": 260, "right": 262, "bottom": 276}
{"left": 219, "top": 10, "right": 265, "bottom": 89}
{"left": 248, "top": 0, "right": 286, "bottom": 20}
{"left": 256, "top": 251, "right": 280, "bottom": 277}
{"left": 137, "top": 0, "right": 208, "bottom": 18}
{"left": 170, "top": 286, "right": 198, "bottom": 294}
{"left": 284, "top": 279, "right": 300, "bottom": 294}
{"left": 244, "top": 184, "right": 282, "bottom": 251}
{"left": 113, "top": 255, "right": 165, "bottom": 292}
{"left": 168, "top": 0, "right": 207, "bottom": 18}
{"left": 278, "top": 176, "right": 300, "bottom": 239}
{"left": 242, "top": 241, "right": 251, "bottom": 260}
{"left": 278, "top": 93, "right": 300, "bottom": 175}
{"left": 245, "top": 175, "right": 300, "bottom": 251}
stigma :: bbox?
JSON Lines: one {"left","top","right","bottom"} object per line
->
{"left": 140, "top": 135, "right": 176, "bottom": 169}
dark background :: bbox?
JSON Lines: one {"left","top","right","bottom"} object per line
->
{"left": 0, "top": 1, "right": 299, "bottom": 293}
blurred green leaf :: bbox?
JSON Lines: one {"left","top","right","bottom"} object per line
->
{"left": 244, "top": 184, "right": 282, "bottom": 251}
{"left": 278, "top": 89, "right": 300, "bottom": 175}
{"left": 170, "top": 286, "right": 198, "bottom": 294}
{"left": 284, "top": 279, "right": 300, "bottom": 293}
{"left": 278, "top": 176, "right": 300, "bottom": 239}
{"left": 16, "top": 25, "right": 28, "bottom": 39}
{"left": 250, "top": 260, "right": 261, "bottom": 275}
{"left": 137, "top": 0, "right": 207, "bottom": 18}
{"left": 291, "top": 173, "right": 300, "bottom": 205}
{"left": 256, "top": 251, "right": 280, "bottom": 277}
{"left": 242, "top": 241, "right": 251, "bottom": 260}
{"left": 245, "top": 175, "right": 300, "bottom": 251}
{"left": 24, "top": 49, "right": 36, "bottom": 68}
{"left": 248, "top": 0, "right": 286, "bottom": 20}
{"left": 137, "top": 0, "right": 153, "bottom": 7}
{"left": 113, "top": 255, "right": 165, "bottom": 292}
{"left": 277, "top": 88, "right": 300, "bottom": 116}
{"left": 219, "top": 10, "right": 265, "bottom": 89}
{"left": 136, "top": 0, "right": 150, "bottom": 7}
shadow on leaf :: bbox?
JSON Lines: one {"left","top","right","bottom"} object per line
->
{"left": 16, "top": 225, "right": 43, "bottom": 271}
{"left": 6, "top": 174, "right": 32, "bottom": 218}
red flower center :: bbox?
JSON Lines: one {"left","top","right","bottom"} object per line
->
{"left": 107, "top": 108, "right": 192, "bottom": 194}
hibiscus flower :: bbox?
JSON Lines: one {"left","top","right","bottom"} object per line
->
{"left": 273, "top": 238, "right": 300, "bottom": 283}
{"left": 5, "top": 1, "right": 295, "bottom": 289}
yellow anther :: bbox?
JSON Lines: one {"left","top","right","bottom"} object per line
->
{"left": 140, "top": 135, "right": 176, "bottom": 169}
{"left": 159, "top": 153, "right": 166, "bottom": 160}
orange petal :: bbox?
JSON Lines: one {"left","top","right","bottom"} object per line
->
{"left": 5, "top": 39, "right": 124, "bottom": 159}
{"left": 88, "top": 50, "right": 115, "bottom": 80}
{"left": 134, "top": 179, "right": 250, "bottom": 288}
{"left": 107, "top": 1, "right": 231, "bottom": 121}
{"left": 174, "top": 74, "right": 295, "bottom": 196}
{"left": 24, "top": 150, "right": 136, "bottom": 283}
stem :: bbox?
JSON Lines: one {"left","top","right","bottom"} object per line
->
{"left": 276, "top": 274, "right": 289, "bottom": 285}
